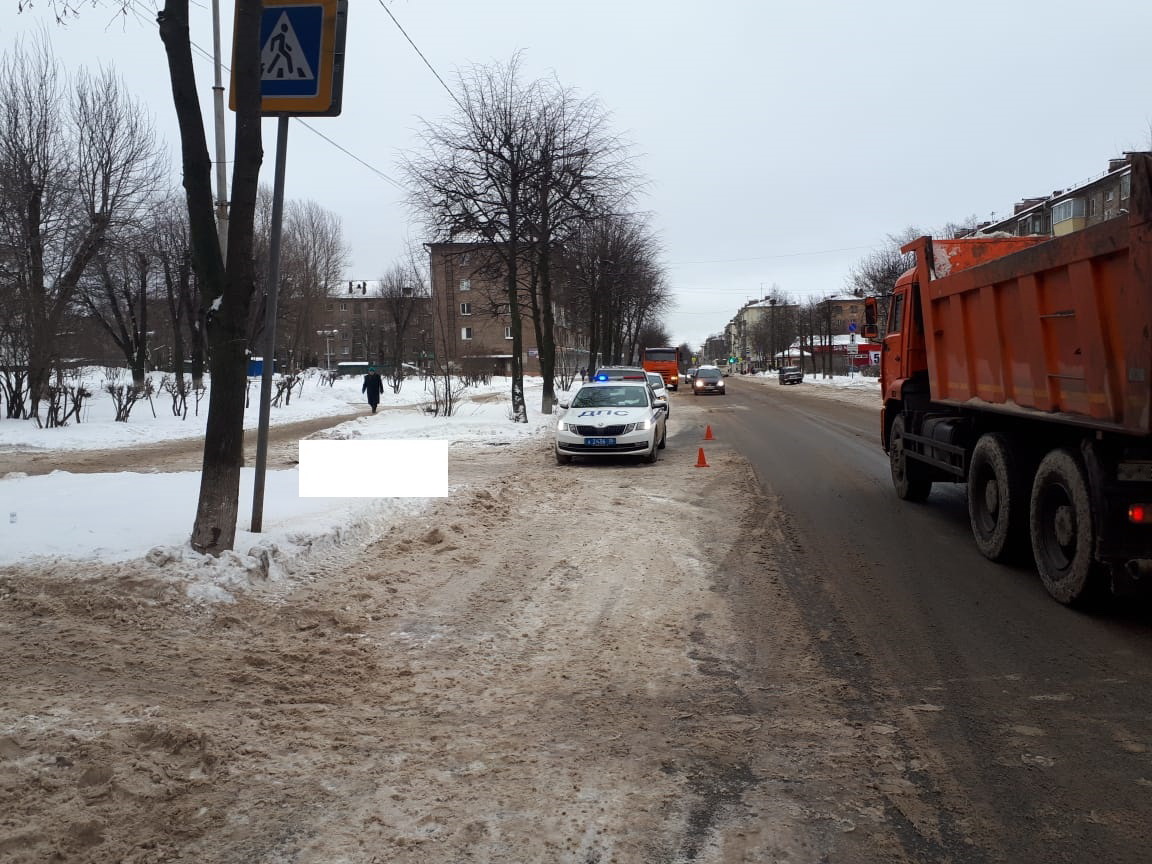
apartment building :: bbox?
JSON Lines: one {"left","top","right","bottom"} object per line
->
{"left": 311, "top": 280, "right": 434, "bottom": 371}
{"left": 427, "top": 242, "right": 588, "bottom": 375}
{"left": 975, "top": 155, "right": 1133, "bottom": 239}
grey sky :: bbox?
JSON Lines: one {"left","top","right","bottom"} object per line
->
{"left": 5, "top": 0, "right": 1151, "bottom": 348}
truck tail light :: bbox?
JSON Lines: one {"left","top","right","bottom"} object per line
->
{"left": 1128, "top": 504, "right": 1152, "bottom": 524}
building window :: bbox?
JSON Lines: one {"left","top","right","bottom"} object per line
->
{"left": 459, "top": 279, "right": 471, "bottom": 292}
{"left": 1051, "top": 198, "right": 1085, "bottom": 224}
{"left": 339, "top": 302, "right": 348, "bottom": 311}
{"left": 1105, "top": 188, "right": 1116, "bottom": 204}
{"left": 461, "top": 327, "right": 473, "bottom": 340}
{"left": 460, "top": 302, "right": 472, "bottom": 316}
{"left": 341, "top": 347, "right": 350, "bottom": 356}
{"left": 325, "top": 302, "right": 334, "bottom": 311}
{"left": 1121, "top": 174, "right": 1131, "bottom": 200}
{"left": 341, "top": 331, "right": 350, "bottom": 341}
{"left": 504, "top": 326, "right": 513, "bottom": 340}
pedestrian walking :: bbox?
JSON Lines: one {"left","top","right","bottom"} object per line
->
{"left": 362, "top": 366, "right": 384, "bottom": 414}
{"left": 579, "top": 367, "right": 586, "bottom": 383}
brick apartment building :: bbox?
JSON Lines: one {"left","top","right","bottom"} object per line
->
{"left": 310, "top": 280, "right": 434, "bottom": 371}
{"left": 426, "top": 242, "right": 589, "bottom": 375}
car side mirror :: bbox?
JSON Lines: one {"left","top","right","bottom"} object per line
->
{"left": 558, "top": 400, "right": 569, "bottom": 409}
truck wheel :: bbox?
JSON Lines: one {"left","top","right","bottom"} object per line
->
{"left": 968, "top": 433, "right": 1026, "bottom": 561}
{"left": 1029, "top": 448, "right": 1107, "bottom": 605}
{"left": 890, "top": 414, "right": 932, "bottom": 501}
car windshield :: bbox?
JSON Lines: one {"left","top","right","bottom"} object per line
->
{"left": 697, "top": 370, "right": 721, "bottom": 380}
{"left": 646, "top": 374, "right": 664, "bottom": 388}
{"left": 571, "top": 385, "right": 650, "bottom": 408}
{"left": 783, "top": 367, "right": 799, "bottom": 373}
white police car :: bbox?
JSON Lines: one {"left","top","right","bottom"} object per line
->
{"left": 555, "top": 381, "right": 668, "bottom": 465}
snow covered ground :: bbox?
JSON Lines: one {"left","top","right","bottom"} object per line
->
{"left": 0, "top": 369, "right": 877, "bottom": 590}
{"left": 0, "top": 372, "right": 554, "bottom": 575}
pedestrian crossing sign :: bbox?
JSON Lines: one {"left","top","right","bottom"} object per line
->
{"left": 231, "top": 0, "right": 347, "bottom": 116}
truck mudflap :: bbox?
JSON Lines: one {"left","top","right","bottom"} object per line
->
{"left": 1083, "top": 440, "right": 1152, "bottom": 594}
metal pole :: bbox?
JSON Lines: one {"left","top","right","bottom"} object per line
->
{"left": 251, "top": 115, "right": 290, "bottom": 533}
{"left": 211, "top": 0, "right": 229, "bottom": 260}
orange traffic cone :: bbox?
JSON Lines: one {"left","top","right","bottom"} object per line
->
{"left": 695, "top": 447, "right": 710, "bottom": 468}
{"left": 704, "top": 425, "right": 715, "bottom": 440}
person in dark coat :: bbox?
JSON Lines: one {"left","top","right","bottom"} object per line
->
{"left": 362, "top": 366, "right": 384, "bottom": 413}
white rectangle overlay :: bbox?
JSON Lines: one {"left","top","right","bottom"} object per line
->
{"left": 298, "top": 440, "right": 449, "bottom": 497}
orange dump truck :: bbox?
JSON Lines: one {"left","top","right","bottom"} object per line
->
{"left": 863, "top": 152, "right": 1152, "bottom": 605}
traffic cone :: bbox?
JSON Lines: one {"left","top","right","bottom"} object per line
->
{"left": 704, "top": 425, "right": 714, "bottom": 440}
{"left": 695, "top": 447, "right": 710, "bottom": 468}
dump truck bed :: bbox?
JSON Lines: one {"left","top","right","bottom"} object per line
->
{"left": 908, "top": 154, "right": 1152, "bottom": 435}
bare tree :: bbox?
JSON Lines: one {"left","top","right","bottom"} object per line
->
{"left": 406, "top": 56, "right": 553, "bottom": 424}
{"left": 375, "top": 260, "right": 425, "bottom": 393}
{"left": 75, "top": 237, "right": 156, "bottom": 386}
{"left": 0, "top": 37, "right": 165, "bottom": 419}
{"left": 152, "top": 193, "right": 203, "bottom": 390}
{"left": 845, "top": 228, "right": 921, "bottom": 298}
{"left": 519, "top": 79, "right": 634, "bottom": 413}
{"left": 568, "top": 213, "right": 666, "bottom": 369}
{"left": 277, "top": 198, "right": 349, "bottom": 369}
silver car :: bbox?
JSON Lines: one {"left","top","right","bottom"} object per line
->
{"left": 645, "top": 371, "right": 671, "bottom": 417}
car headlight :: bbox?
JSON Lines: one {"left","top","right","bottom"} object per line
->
{"left": 627, "top": 418, "right": 653, "bottom": 432}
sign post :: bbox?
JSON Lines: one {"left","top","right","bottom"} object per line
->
{"left": 245, "top": 0, "right": 348, "bottom": 533}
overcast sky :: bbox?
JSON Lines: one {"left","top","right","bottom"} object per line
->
{"left": 5, "top": 0, "right": 1152, "bottom": 348}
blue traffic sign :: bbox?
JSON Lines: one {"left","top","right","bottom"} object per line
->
{"left": 848, "top": 321, "right": 857, "bottom": 333}
{"left": 260, "top": 5, "right": 325, "bottom": 100}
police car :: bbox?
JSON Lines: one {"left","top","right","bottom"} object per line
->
{"left": 555, "top": 381, "right": 668, "bottom": 465}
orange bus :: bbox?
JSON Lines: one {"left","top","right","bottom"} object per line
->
{"left": 642, "top": 346, "right": 681, "bottom": 391}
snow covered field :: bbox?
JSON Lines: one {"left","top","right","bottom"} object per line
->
{"left": 0, "top": 372, "right": 554, "bottom": 575}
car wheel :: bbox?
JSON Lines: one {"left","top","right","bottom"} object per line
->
{"left": 643, "top": 442, "right": 658, "bottom": 463}
{"left": 657, "top": 426, "right": 667, "bottom": 450}
{"left": 555, "top": 448, "right": 572, "bottom": 465}
{"left": 1029, "top": 448, "right": 1107, "bottom": 606}
{"left": 889, "top": 414, "right": 932, "bottom": 501}
{"left": 968, "top": 433, "right": 1026, "bottom": 562}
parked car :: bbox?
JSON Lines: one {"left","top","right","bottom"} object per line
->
{"left": 555, "top": 381, "right": 667, "bottom": 464}
{"left": 693, "top": 367, "right": 725, "bottom": 395}
{"left": 685, "top": 366, "right": 698, "bottom": 385}
{"left": 778, "top": 365, "right": 804, "bottom": 385}
{"left": 591, "top": 365, "right": 649, "bottom": 383}
{"left": 645, "top": 371, "right": 671, "bottom": 416}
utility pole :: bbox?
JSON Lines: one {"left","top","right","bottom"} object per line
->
{"left": 211, "top": 0, "right": 229, "bottom": 259}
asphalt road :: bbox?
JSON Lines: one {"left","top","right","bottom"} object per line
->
{"left": 694, "top": 375, "right": 1152, "bottom": 864}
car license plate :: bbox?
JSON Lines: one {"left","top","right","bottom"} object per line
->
{"left": 584, "top": 437, "right": 616, "bottom": 446}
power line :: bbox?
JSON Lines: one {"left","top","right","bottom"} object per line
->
{"left": 375, "top": 0, "right": 464, "bottom": 112}
{"left": 295, "top": 119, "right": 409, "bottom": 193}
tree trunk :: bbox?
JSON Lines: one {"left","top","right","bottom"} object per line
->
{"left": 160, "top": 0, "right": 262, "bottom": 554}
